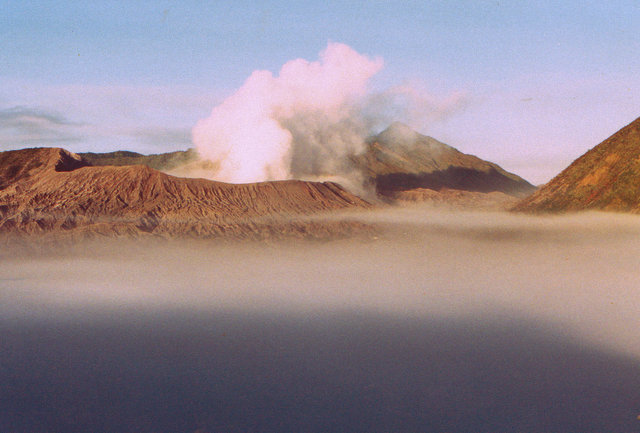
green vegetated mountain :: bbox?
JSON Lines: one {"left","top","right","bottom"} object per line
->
{"left": 79, "top": 148, "right": 199, "bottom": 171}
{"left": 0, "top": 148, "right": 371, "bottom": 241}
{"left": 514, "top": 117, "right": 640, "bottom": 213}
{"left": 357, "top": 122, "right": 537, "bottom": 208}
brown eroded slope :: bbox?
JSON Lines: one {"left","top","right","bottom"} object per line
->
{"left": 357, "top": 123, "right": 536, "bottom": 208}
{"left": 514, "top": 117, "right": 640, "bottom": 213}
{"left": 70, "top": 123, "right": 537, "bottom": 211}
{"left": 0, "top": 148, "right": 371, "bottom": 240}
{"left": 0, "top": 147, "right": 89, "bottom": 189}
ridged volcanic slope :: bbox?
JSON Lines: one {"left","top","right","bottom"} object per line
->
{"left": 0, "top": 148, "right": 370, "bottom": 239}
{"left": 358, "top": 122, "right": 536, "bottom": 198}
{"left": 514, "top": 117, "right": 640, "bottom": 213}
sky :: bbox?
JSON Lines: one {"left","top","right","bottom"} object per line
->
{"left": 1, "top": 0, "right": 639, "bottom": 184}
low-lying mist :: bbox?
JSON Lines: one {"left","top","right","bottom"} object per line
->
{"left": 2, "top": 208, "right": 640, "bottom": 432}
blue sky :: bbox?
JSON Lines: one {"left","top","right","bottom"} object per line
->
{"left": 1, "top": 1, "right": 639, "bottom": 184}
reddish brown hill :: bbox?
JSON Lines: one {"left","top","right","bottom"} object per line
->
{"left": 0, "top": 147, "right": 89, "bottom": 189}
{"left": 73, "top": 123, "right": 536, "bottom": 210}
{"left": 356, "top": 123, "right": 536, "bottom": 208}
{"left": 514, "top": 117, "right": 640, "bottom": 213}
{"left": 0, "top": 148, "right": 371, "bottom": 240}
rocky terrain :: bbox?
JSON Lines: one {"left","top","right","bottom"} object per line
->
{"left": 76, "top": 123, "right": 537, "bottom": 210}
{"left": 514, "top": 117, "right": 640, "bottom": 213}
{"left": 355, "top": 122, "right": 536, "bottom": 208}
{"left": 0, "top": 148, "right": 371, "bottom": 241}
{"left": 384, "top": 188, "right": 519, "bottom": 210}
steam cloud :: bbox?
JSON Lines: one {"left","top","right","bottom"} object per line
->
{"left": 192, "top": 43, "right": 381, "bottom": 183}
{"left": 192, "top": 42, "right": 467, "bottom": 185}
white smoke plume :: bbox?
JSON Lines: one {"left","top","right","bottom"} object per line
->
{"left": 192, "top": 42, "right": 469, "bottom": 186}
{"left": 192, "top": 43, "right": 382, "bottom": 184}
{"left": 363, "top": 84, "right": 470, "bottom": 132}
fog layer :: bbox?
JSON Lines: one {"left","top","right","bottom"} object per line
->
{"left": 1, "top": 209, "right": 639, "bottom": 432}
{"left": 3, "top": 209, "right": 639, "bottom": 358}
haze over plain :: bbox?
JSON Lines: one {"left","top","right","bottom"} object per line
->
{"left": 2, "top": 209, "right": 640, "bottom": 432}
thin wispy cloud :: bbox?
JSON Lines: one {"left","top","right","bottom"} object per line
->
{"left": 0, "top": 106, "right": 84, "bottom": 147}
{"left": 0, "top": 81, "right": 220, "bottom": 153}
{"left": 0, "top": 106, "right": 80, "bottom": 126}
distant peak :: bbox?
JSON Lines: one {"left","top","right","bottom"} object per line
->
{"left": 54, "top": 149, "right": 91, "bottom": 172}
{"left": 383, "top": 121, "right": 417, "bottom": 135}
{"left": 375, "top": 122, "right": 420, "bottom": 144}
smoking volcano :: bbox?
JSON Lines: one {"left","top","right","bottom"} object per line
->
{"left": 192, "top": 42, "right": 533, "bottom": 205}
{"left": 192, "top": 42, "right": 383, "bottom": 184}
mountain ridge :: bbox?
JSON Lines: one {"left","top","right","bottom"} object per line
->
{"left": 357, "top": 123, "right": 537, "bottom": 204}
{"left": 0, "top": 147, "right": 371, "bottom": 240}
{"left": 79, "top": 148, "right": 199, "bottom": 171}
{"left": 514, "top": 117, "right": 640, "bottom": 213}
{"left": 74, "top": 123, "right": 537, "bottom": 209}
